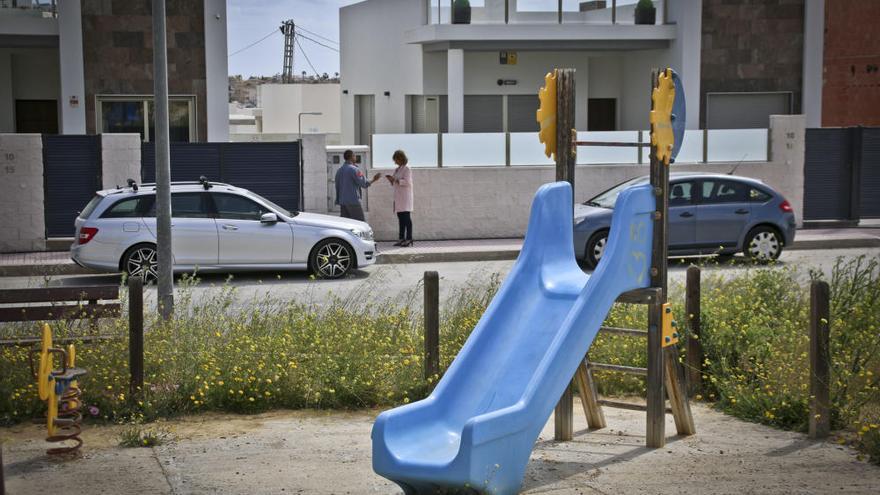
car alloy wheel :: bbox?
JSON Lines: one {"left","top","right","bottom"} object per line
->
{"left": 745, "top": 228, "right": 781, "bottom": 262}
{"left": 584, "top": 230, "right": 609, "bottom": 270}
{"left": 126, "top": 245, "right": 159, "bottom": 282}
{"left": 593, "top": 236, "right": 607, "bottom": 261}
{"left": 315, "top": 241, "right": 352, "bottom": 278}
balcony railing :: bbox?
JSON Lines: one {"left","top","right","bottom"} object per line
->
{"left": 426, "top": 0, "right": 667, "bottom": 25}
{"left": 0, "top": 0, "right": 56, "bottom": 17}
{"left": 371, "top": 129, "right": 770, "bottom": 168}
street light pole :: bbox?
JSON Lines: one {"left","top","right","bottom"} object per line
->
{"left": 298, "top": 112, "right": 322, "bottom": 212}
{"left": 152, "top": 0, "right": 173, "bottom": 319}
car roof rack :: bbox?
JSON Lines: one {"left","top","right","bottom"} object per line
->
{"left": 126, "top": 178, "right": 139, "bottom": 191}
{"left": 139, "top": 180, "right": 232, "bottom": 188}
{"left": 199, "top": 176, "right": 213, "bottom": 190}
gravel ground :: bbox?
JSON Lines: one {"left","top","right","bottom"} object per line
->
{"left": 3, "top": 399, "right": 879, "bottom": 495}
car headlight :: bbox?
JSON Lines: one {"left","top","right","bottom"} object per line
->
{"left": 351, "top": 229, "right": 373, "bottom": 241}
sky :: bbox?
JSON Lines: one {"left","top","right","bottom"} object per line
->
{"left": 227, "top": 0, "right": 360, "bottom": 78}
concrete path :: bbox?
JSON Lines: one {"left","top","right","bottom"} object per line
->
{"left": 3, "top": 400, "right": 878, "bottom": 494}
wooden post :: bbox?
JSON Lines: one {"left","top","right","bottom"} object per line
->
{"left": 424, "top": 271, "right": 440, "bottom": 381}
{"left": 555, "top": 68, "right": 576, "bottom": 187}
{"left": 554, "top": 383, "right": 573, "bottom": 441}
{"left": 553, "top": 67, "right": 576, "bottom": 441}
{"left": 646, "top": 299, "right": 666, "bottom": 447}
{"left": 128, "top": 276, "right": 144, "bottom": 399}
{"left": 574, "top": 358, "right": 606, "bottom": 429}
{"left": 685, "top": 266, "right": 703, "bottom": 397}
{"left": 809, "top": 280, "right": 831, "bottom": 439}
{"left": 646, "top": 68, "right": 667, "bottom": 448}
{"left": 665, "top": 349, "right": 696, "bottom": 435}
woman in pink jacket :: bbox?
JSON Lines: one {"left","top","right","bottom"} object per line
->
{"left": 386, "top": 150, "right": 414, "bottom": 247}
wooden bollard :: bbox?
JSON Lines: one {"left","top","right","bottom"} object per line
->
{"left": 423, "top": 271, "right": 440, "bottom": 381}
{"left": 128, "top": 276, "right": 144, "bottom": 399}
{"left": 685, "top": 266, "right": 703, "bottom": 397}
{"left": 809, "top": 280, "right": 831, "bottom": 439}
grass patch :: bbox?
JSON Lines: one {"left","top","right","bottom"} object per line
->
{"left": 1, "top": 258, "right": 877, "bottom": 462}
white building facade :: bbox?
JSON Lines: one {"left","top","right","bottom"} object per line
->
{"left": 340, "top": 0, "right": 703, "bottom": 145}
{"left": 0, "top": 0, "right": 229, "bottom": 142}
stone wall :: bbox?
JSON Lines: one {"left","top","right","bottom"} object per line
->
{"left": 101, "top": 134, "right": 142, "bottom": 189}
{"left": 822, "top": 0, "right": 880, "bottom": 126}
{"left": 0, "top": 134, "right": 46, "bottom": 252}
{"left": 80, "top": 0, "right": 207, "bottom": 140}
{"left": 700, "top": 0, "right": 804, "bottom": 127}
{"left": 359, "top": 115, "right": 806, "bottom": 241}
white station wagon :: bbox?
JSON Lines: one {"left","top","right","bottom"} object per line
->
{"left": 71, "top": 179, "right": 376, "bottom": 280}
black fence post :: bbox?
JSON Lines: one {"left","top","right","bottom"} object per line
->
{"left": 424, "top": 271, "right": 440, "bottom": 381}
{"left": 686, "top": 266, "right": 703, "bottom": 397}
{"left": 809, "top": 280, "right": 831, "bottom": 439}
{"left": 128, "top": 276, "right": 144, "bottom": 399}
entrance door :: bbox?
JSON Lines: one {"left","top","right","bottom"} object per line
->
{"left": 588, "top": 98, "right": 616, "bottom": 131}
{"left": 354, "top": 95, "right": 375, "bottom": 146}
{"left": 16, "top": 100, "right": 58, "bottom": 133}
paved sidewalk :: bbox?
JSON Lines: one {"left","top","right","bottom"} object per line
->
{"left": 3, "top": 401, "right": 879, "bottom": 494}
{"left": 1, "top": 227, "right": 879, "bottom": 276}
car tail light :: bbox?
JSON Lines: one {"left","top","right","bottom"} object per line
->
{"left": 78, "top": 227, "right": 99, "bottom": 245}
{"left": 779, "top": 200, "right": 793, "bottom": 213}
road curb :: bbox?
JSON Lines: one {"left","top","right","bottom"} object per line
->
{"left": 375, "top": 250, "right": 520, "bottom": 265}
{"left": 1, "top": 237, "right": 877, "bottom": 275}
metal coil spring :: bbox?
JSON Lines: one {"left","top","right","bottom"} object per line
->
{"left": 45, "top": 385, "right": 84, "bottom": 455}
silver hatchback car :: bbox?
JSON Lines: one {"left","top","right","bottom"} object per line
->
{"left": 71, "top": 179, "right": 376, "bottom": 280}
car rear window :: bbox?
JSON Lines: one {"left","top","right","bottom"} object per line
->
{"left": 79, "top": 195, "right": 103, "bottom": 219}
{"left": 749, "top": 188, "right": 772, "bottom": 202}
{"left": 101, "top": 196, "right": 155, "bottom": 218}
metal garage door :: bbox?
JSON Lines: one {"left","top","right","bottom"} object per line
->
{"left": 860, "top": 128, "right": 880, "bottom": 218}
{"left": 507, "top": 95, "right": 539, "bottom": 132}
{"left": 222, "top": 142, "right": 300, "bottom": 213}
{"left": 141, "top": 143, "right": 221, "bottom": 183}
{"left": 803, "top": 128, "right": 852, "bottom": 221}
{"left": 42, "top": 135, "right": 101, "bottom": 237}
{"left": 141, "top": 142, "right": 300, "bottom": 213}
{"left": 464, "top": 95, "right": 503, "bottom": 133}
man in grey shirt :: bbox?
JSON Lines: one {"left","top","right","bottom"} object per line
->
{"left": 335, "top": 149, "right": 380, "bottom": 221}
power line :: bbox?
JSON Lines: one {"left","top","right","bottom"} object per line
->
{"left": 292, "top": 24, "right": 338, "bottom": 45}
{"left": 295, "top": 31, "right": 340, "bottom": 53}
{"left": 295, "top": 37, "right": 320, "bottom": 77}
{"left": 228, "top": 28, "right": 279, "bottom": 58}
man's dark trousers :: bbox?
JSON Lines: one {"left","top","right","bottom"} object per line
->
{"left": 340, "top": 204, "right": 365, "bottom": 221}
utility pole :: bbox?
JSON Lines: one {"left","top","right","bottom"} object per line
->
{"left": 281, "top": 20, "right": 295, "bottom": 83}
{"left": 152, "top": 0, "right": 173, "bottom": 319}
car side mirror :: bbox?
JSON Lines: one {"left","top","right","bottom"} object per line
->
{"left": 260, "top": 212, "right": 278, "bottom": 223}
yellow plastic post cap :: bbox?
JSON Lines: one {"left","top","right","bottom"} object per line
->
{"left": 649, "top": 68, "right": 675, "bottom": 165}
{"left": 536, "top": 70, "right": 558, "bottom": 159}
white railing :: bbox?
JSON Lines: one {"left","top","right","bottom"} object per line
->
{"left": 427, "top": 0, "right": 664, "bottom": 26}
{"left": 372, "top": 129, "right": 769, "bottom": 169}
{"left": 0, "top": 0, "right": 56, "bottom": 16}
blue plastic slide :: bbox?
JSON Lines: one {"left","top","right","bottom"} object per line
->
{"left": 372, "top": 181, "right": 655, "bottom": 494}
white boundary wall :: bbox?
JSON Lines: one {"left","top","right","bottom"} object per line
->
{"left": 356, "top": 115, "right": 805, "bottom": 241}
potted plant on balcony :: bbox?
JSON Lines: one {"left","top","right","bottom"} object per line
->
{"left": 634, "top": 0, "right": 656, "bottom": 25}
{"left": 453, "top": 0, "right": 471, "bottom": 25}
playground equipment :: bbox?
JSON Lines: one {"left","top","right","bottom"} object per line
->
{"left": 30, "top": 323, "right": 87, "bottom": 454}
{"left": 372, "top": 68, "right": 694, "bottom": 494}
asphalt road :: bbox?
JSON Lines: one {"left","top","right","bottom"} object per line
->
{"left": 1, "top": 247, "right": 877, "bottom": 313}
